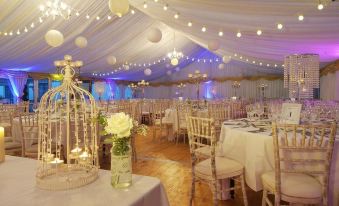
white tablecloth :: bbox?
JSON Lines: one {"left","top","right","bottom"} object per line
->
{"left": 220, "top": 120, "right": 339, "bottom": 206}
{"left": 0, "top": 156, "right": 169, "bottom": 206}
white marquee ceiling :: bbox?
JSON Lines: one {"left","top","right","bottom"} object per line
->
{"left": 0, "top": 0, "right": 338, "bottom": 81}
{"left": 130, "top": 0, "right": 339, "bottom": 63}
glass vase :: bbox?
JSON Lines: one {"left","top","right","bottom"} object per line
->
{"left": 110, "top": 138, "right": 132, "bottom": 188}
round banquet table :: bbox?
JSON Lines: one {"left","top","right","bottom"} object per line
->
{"left": 219, "top": 118, "right": 339, "bottom": 206}
{"left": 0, "top": 156, "right": 169, "bottom": 206}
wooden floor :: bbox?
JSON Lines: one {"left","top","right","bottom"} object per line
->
{"left": 99, "top": 127, "right": 263, "bottom": 206}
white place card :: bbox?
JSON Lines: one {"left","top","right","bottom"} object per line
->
{"left": 280, "top": 103, "right": 302, "bottom": 124}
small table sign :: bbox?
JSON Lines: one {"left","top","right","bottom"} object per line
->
{"left": 0, "top": 127, "right": 5, "bottom": 163}
{"left": 280, "top": 103, "right": 302, "bottom": 124}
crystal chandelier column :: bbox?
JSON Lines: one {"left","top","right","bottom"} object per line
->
{"left": 284, "top": 54, "right": 320, "bottom": 100}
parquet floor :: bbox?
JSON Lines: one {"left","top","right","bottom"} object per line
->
{"left": 100, "top": 127, "right": 263, "bottom": 206}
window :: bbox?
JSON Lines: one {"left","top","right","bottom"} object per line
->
{"left": 38, "top": 79, "right": 49, "bottom": 101}
{"left": 0, "top": 86, "right": 4, "bottom": 98}
{"left": 51, "top": 80, "right": 61, "bottom": 88}
{"left": 0, "top": 78, "right": 14, "bottom": 103}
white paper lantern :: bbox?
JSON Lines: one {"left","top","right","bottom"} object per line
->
{"left": 45, "top": 30, "right": 64, "bottom": 47}
{"left": 171, "top": 58, "right": 179, "bottom": 66}
{"left": 123, "top": 64, "right": 130, "bottom": 70}
{"left": 147, "top": 28, "right": 162, "bottom": 43}
{"left": 108, "top": 0, "right": 129, "bottom": 17}
{"left": 222, "top": 55, "right": 231, "bottom": 64}
{"left": 144, "top": 68, "right": 152, "bottom": 76}
{"left": 166, "top": 70, "right": 172, "bottom": 75}
{"left": 208, "top": 40, "right": 220, "bottom": 51}
{"left": 106, "top": 56, "right": 117, "bottom": 65}
{"left": 218, "top": 63, "right": 225, "bottom": 70}
{"left": 75, "top": 36, "right": 88, "bottom": 48}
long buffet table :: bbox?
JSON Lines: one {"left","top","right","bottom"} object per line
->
{"left": 0, "top": 156, "right": 169, "bottom": 206}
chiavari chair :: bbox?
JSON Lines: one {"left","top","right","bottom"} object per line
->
{"left": 186, "top": 116, "right": 248, "bottom": 206}
{"left": 19, "top": 113, "right": 39, "bottom": 158}
{"left": 175, "top": 103, "right": 192, "bottom": 144}
{"left": 262, "top": 122, "right": 337, "bottom": 206}
{"left": 208, "top": 102, "right": 231, "bottom": 137}
{"left": 151, "top": 101, "right": 172, "bottom": 141}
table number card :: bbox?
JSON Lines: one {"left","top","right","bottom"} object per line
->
{"left": 280, "top": 103, "right": 302, "bottom": 124}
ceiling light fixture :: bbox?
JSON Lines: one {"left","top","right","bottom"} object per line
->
{"left": 39, "top": 0, "right": 76, "bottom": 20}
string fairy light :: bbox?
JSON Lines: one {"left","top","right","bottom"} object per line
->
{"left": 1, "top": 1, "right": 327, "bottom": 39}
{"left": 92, "top": 53, "right": 284, "bottom": 77}
{"left": 0, "top": 5, "right": 139, "bottom": 38}
{"left": 139, "top": 0, "right": 327, "bottom": 40}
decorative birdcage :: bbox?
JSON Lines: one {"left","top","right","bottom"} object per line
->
{"left": 36, "top": 55, "right": 99, "bottom": 190}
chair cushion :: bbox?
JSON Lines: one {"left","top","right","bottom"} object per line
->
{"left": 262, "top": 171, "right": 322, "bottom": 199}
{"left": 195, "top": 146, "right": 210, "bottom": 157}
{"left": 5, "top": 141, "right": 21, "bottom": 150}
{"left": 195, "top": 146, "right": 223, "bottom": 157}
{"left": 195, "top": 157, "right": 243, "bottom": 179}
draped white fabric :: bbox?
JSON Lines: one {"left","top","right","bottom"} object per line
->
{"left": 320, "top": 71, "right": 339, "bottom": 100}
{"left": 0, "top": 70, "right": 28, "bottom": 102}
{"left": 130, "top": 0, "right": 339, "bottom": 64}
{"left": 8, "top": 74, "right": 28, "bottom": 102}
{"left": 0, "top": 0, "right": 199, "bottom": 80}
{"left": 144, "top": 79, "right": 287, "bottom": 100}
{"left": 0, "top": 0, "right": 338, "bottom": 81}
{"left": 143, "top": 58, "right": 286, "bottom": 99}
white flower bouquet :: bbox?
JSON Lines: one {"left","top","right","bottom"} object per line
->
{"left": 98, "top": 112, "right": 148, "bottom": 155}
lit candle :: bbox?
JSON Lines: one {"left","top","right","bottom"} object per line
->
{"left": 79, "top": 151, "right": 89, "bottom": 160}
{"left": 0, "top": 127, "right": 4, "bottom": 162}
{"left": 49, "top": 158, "right": 64, "bottom": 164}
{"left": 71, "top": 147, "right": 82, "bottom": 153}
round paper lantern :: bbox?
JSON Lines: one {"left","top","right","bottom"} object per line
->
{"left": 144, "top": 68, "right": 152, "bottom": 76}
{"left": 171, "top": 58, "right": 179, "bottom": 66}
{"left": 222, "top": 55, "right": 231, "bottom": 64}
{"left": 175, "top": 67, "right": 180, "bottom": 72}
{"left": 75, "top": 36, "right": 88, "bottom": 48}
{"left": 166, "top": 70, "right": 172, "bottom": 75}
{"left": 218, "top": 63, "right": 225, "bottom": 70}
{"left": 106, "top": 56, "right": 117, "bottom": 65}
{"left": 45, "top": 30, "right": 64, "bottom": 47}
{"left": 208, "top": 40, "right": 220, "bottom": 51}
{"left": 123, "top": 65, "right": 130, "bottom": 70}
{"left": 147, "top": 28, "right": 162, "bottom": 43}
{"left": 108, "top": 0, "right": 129, "bottom": 17}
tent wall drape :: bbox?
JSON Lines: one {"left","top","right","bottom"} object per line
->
{"left": 320, "top": 71, "right": 339, "bottom": 100}
{"left": 143, "top": 79, "right": 287, "bottom": 100}
{"left": 142, "top": 58, "right": 286, "bottom": 99}
{"left": 0, "top": 70, "right": 28, "bottom": 103}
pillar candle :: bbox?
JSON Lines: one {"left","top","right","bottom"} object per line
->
{"left": 0, "top": 127, "right": 5, "bottom": 162}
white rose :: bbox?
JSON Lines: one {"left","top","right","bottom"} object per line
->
{"left": 105, "top": 112, "right": 133, "bottom": 138}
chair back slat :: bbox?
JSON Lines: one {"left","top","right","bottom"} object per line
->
{"left": 272, "top": 122, "right": 337, "bottom": 202}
